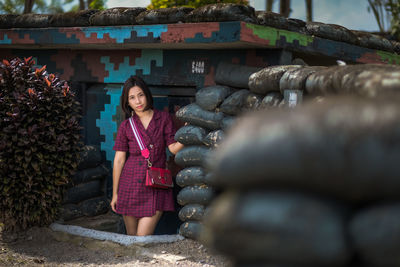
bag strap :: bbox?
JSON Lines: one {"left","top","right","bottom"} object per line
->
{"left": 128, "top": 117, "right": 152, "bottom": 167}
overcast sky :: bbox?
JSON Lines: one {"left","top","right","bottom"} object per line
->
{"left": 106, "top": 0, "right": 381, "bottom": 32}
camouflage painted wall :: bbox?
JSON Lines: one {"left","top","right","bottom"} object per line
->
{"left": 0, "top": 47, "right": 277, "bottom": 167}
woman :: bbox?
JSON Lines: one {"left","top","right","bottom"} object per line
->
{"left": 110, "top": 76, "right": 184, "bottom": 236}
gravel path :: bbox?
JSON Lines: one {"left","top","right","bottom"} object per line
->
{"left": 0, "top": 226, "right": 231, "bottom": 266}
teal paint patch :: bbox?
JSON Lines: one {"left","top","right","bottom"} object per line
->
{"left": 98, "top": 50, "right": 163, "bottom": 162}
{"left": 83, "top": 25, "right": 168, "bottom": 43}
{"left": 84, "top": 27, "right": 132, "bottom": 43}
{"left": 132, "top": 25, "right": 168, "bottom": 38}
{"left": 0, "top": 34, "right": 11, "bottom": 44}
{"left": 102, "top": 49, "right": 163, "bottom": 83}
{"left": 96, "top": 84, "right": 123, "bottom": 164}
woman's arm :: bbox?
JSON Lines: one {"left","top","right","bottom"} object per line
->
{"left": 168, "top": 141, "right": 184, "bottom": 155}
{"left": 110, "top": 151, "right": 126, "bottom": 212}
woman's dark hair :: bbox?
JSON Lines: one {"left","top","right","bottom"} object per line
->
{"left": 121, "top": 76, "right": 153, "bottom": 118}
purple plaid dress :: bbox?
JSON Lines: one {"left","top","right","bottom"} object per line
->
{"left": 113, "top": 109, "right": 176, "bottom": 217}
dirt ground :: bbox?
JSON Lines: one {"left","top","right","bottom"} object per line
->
{"left": 0, "top": 225, "right": 232, "bottom": 267}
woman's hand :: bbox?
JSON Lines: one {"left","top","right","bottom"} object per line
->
{"left": 168, "top": 141, "right": 185, "bottom": 155}
{"left": 110, "top": 195, "right": 118, "bottom": 212}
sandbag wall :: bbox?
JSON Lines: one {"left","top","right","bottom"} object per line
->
{"left": 200, "top": 64, "right": 400, "bottom": 266}
{"left": 248, "top": 63, "right": 400, "bottom": 102}
{"left": 174, "top": 62, "right": 285, "bottom": 239}
{"left": 60, "top": 145, "right": 109, "bottom": 221}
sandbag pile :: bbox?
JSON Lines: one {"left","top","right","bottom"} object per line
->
{"left": 202, "top": 96, "right": 400, "bottom": 266}
{"left": 173, "top": 94, "right": 220, "bottom": 239}
{"left": 249, "top": 63, "right": 400, "bottom": 99}
{"left": 60, "top": 145, "right": 109, "bottom": 221}
{"left": 174, "top": 62, "right": 286, "bottom": 239}
{"left": 256, "top": 11, "right": 400, "bottom": 53}
{"left": 0, "top": 4, "right": 399, "bottom": 54}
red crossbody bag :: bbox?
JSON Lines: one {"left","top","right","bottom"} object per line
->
{"left": 128, "top": 117, "right": 173, "bottom": 189}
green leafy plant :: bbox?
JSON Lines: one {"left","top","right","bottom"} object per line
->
{"left": 368, "top": 0, "right": 400, "bottom": 40}
{"left": 0, "top": 57, "right": 82, "bottom": 231}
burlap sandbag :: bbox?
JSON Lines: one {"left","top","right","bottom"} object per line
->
{"left": 176, "top": 103, "right": 224, "bottom": 130}
{"left": 338, "top": 64, "right": 400, "bottom": 97}
{"left": 63, "top": 180, "right": 103, "bottom": 204}
{"left": 352, "top": 30, "right": 394, "bottom": 52}
{"left": 202, "top": 191, "right": 350, "bottom": 265}
{"left": 179, "top": 221, "right": 202, "bottom": 239}
{"left": 136, "top": 7, "right": 193, "bottom": 25}
{"left": 306, "top": 21, "right": 358, "bottom": 45}
{"left": 178, "top": 204, "right": 205, "bottom": 222}
{"left": 49, "top": 9, "right": 98, "bottom": 27}
{"left": 77, "top": 145, "right": 102, "bottom": 170}
{"left": 71, "top": 164, "right": 108, "bottom": 185}
{"left": 279, "top": 66, "right": 327, "bottom": 92}
{"left": 305, "top": 65, "right": 346, "bottom": 95}
{"left": 14, "top": 14, "right": 51, "bottom": 28}
{"left": 259, "top": 92, "right": 283, "bottom": 109}
{"left": 185, "top": 3, "right": 257, "bottom": 24}
{"left": 249, "top": 65, "right": 302, "bottom": 94}
{"left": 174, "top": 125, "right": 208, "bottom": 146}
{"left": 203, "top": 129, "right": 224, "bottom": 148}
{"left": 177, "top": 185, "right": 214, "bottom": 206}
{"left": 208, "top": 96, "right": 400, "bottom": 203}
{"left": 175, "top": 145, "right": 209, "bottom": 168}
{"left": 176, "top": 166, "right": 207, "bottom": 187}
{"left": 243, "top": 93, "right": 263, "bottom": 111}
{"left": 0, "top": 14, "right": 18, "bottom": 29}
{"left": 215, "top": 62, "right": 261, "bottom": 89}
{"left": 350, "top": 202, "right": 400, "bottom": 267}
{"left": 219, "top": 89, "right": 250, "bottom": 115}
{"left": 89, "top": 7, "right": 146, "bottom": 26}
{"left": 195, "top": 85, "right": 232, "bottom": 111}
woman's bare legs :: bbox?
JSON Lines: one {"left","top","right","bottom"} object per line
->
{"left": 137, "top": 211, "right": 163, "bottom": 236}
{"left": 123, "top": 211, "right": 163, "bottom": 236}
{"left": 123, "top": 216, "right": 138, "bottom": 235}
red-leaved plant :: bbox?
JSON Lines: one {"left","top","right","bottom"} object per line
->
{"left": 0, "top": 57, "right": 82, "bottom": 231}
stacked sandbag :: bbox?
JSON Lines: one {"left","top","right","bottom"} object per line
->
{"left": 49, "top": 9, "right": 99, "bottom": 27}
{"left": 0, "top": 14, "right": 18, "bottom": 29}
{"left": 304, "top": 64, "right": 400, "bottom": 97}
{"left": 174, "top": 87, "right": 225, "bottom": 239}
{"left": 247, "top": 64, "right": 400, "bottom": 103}
{"left": 185, "top": 3, "right": 257, "bottom": 24}
{"left": 13, "top": 14, "right": 51, "bottom": 28}
{"left": 202, "top": 95, "right": 400, "bottom": 266}
{"left": 60, "top": 145, "right": 109, "bottom": 221}
{"left": 136, "top": 7, "right": 193, "bottom": 25}
{"left": 217, "top": 62, "right": 284, "bottom": 110}
{"left": 305, "top": 21, "right": 358, "bottom": 45}
{"left": 352, "top": 30, "right": 394, "bottom": 52}
{"left": 175, "top": 63, "right": 286, "bottom": 239}
{"left": 89, "top": 7, "right": 146, "bottom": 26}
{"left": 256, "top": 11, "right": 306, "bottom": 33}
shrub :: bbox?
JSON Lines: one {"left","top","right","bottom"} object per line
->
{"left": 0, "top": 57, "right": 82, "bottom": 231}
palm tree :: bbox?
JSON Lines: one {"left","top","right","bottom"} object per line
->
{"left": 265, "top": 0, "right": 312, "bottom": 21}
{"left": 306, "top": 0, "right": 312, "bottom": 21}
{"left": 279, "top": 0, "right": 290, "bottom": 17}
{"left": 24, "top": 0, "right": 34, "bottom": 13}
{"left": 266, "top": 0, "right": 273, "bottom": 11}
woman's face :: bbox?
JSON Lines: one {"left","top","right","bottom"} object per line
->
{"left": 128, "top": 85, "right": 148, "bottom": 114}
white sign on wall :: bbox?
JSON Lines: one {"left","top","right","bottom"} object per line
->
{"left": 192, "top": 61, "right": 205, "bottom": 74}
